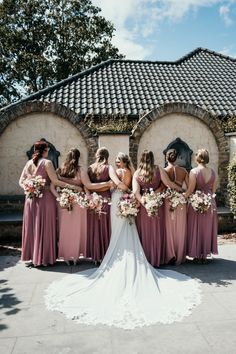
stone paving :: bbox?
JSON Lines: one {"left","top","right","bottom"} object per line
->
{"left": 1, "top": 243, "right": 236, "bottom": 354}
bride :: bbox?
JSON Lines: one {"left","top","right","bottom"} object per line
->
{"left": 45, "top": 152, "right": 201, "bottom": 330}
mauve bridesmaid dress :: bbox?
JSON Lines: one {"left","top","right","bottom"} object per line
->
{"left": 87, "top": 165, "right": 111, "bottom": 262}
{"left": 187, "top": 168, "right": 218, "bottom": 259}
{"left": 57, "top": 173, "right": 87, "bottom": 263}
{"left": 136, "top": 167, "right": 165, "bottom": 267}
{"left": 21, "top": 159, "right": 57, "bottom": 266}
{"left": 164, "top": 167, "right": 187, "bottom": 265}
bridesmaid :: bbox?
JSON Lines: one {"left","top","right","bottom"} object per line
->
{"left": 164, "top": 149, "right": 189, "bottom": 265}
{"left": 51, "top": 148, "right": 113, "bottom": 265}
{"left": 185, "top": 149, "right": 218, "bottom": 263}
{"left": 87, "top": 147, "right": 126, "bottom": 263}
{"left": 19, "top": 140, "right": 79, "bottom": 267}
{"left": 133, "top": 150, "right": 182, "bottom": 267}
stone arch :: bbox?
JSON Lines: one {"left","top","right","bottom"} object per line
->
{"left": 130, "top": 102, "right": 229, "bottom": 205}
{"left": 0, "top": 100, "right": 98, "bottom": 164}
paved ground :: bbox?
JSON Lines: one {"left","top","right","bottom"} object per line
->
{"left": 1, "top": 243, "right": 236, "bottom": 354}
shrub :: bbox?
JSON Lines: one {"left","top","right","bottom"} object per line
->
{"left": 228, "top": 155, "right": 236, "bottom": 218}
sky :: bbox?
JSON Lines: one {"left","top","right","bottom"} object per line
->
{"left": 92, "top": 0, "right": 236, "bottom": 61}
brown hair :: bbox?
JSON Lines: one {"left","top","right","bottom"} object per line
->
{"left": 116, "top": 152, "right": 134, "bottom": 174}
{"left": 138, "top": 150, "right": 155, "bottom": 183}
{"left": 166, "top": 149, "right": 177, "bottom": 163}
{"left": 89, "top": 147, "right": 109, "bottom": 178}
{"left": 32, "top": 140, "right": 48, "bottom": 166}
{"left": 58, "top": 148, "right": 80, "bottom": 178}
{"left": 196, "top": 149, "right": 209, "bottom": 164}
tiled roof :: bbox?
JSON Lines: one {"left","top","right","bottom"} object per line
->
{"left": 3, "top": 48, "right": 236, "bottom": 118}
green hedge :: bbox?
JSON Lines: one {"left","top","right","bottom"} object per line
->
{"left": 228, "top": 155, "right": 236, "bottom": 218}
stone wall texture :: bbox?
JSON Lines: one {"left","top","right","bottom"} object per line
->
{"left": 0, "top": 101, "right": 98, "bottom": 195}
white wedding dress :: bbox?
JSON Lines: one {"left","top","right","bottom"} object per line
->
{"left": 45, "top": 190, "right": 201, "bottom": 329}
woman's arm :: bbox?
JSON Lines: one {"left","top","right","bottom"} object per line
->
{"left": 116, "top": 168, "right": 132, "bottom": 191}
{"left": 184, "top": 171, "right": 189, "bottom": 189}
{"left": 212, "top": 173, "right": 218, "bottom": 194}
{"left": 109, "top": 165, "right": 127, "bottom": 191}
{"left": 159, "top": 167, "right": 183, "bottom": 192}
{"left": 132, "top": 171, "right": 143, "bottom": 203}
{"left": 183, "top": 171, "right": 196, "bottom": 198}
{"left": 80, "top": 168, "right": 112, "bottom": 191}
{"left": 50, "top": 183, "right": 59, "bottom": 198}
{"left": 45, "top": 161, "right": 79, "bottom": 190}
{"left": 155, "top": 182, "right": 165, "bottom": 193}
{"left": 19, "top": 162, "right": 30, "bottom": 189}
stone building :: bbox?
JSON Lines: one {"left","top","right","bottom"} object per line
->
{"left": 0, "top": 47, "right": 236, "bottom": 218}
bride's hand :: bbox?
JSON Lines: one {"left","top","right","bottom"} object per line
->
{"left": 117, "top": 182, "right": 127, "bottom": 191}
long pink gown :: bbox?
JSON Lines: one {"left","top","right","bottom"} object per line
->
{"left": 57, "top": 173, "right": 87, "bottom": 262}
{"left": 164, "top": 168, "right": 187, "bottom": 265}
{"left": 21, "top": 159, "right": 57, "bottom": 266}
{"left": 136, "top": 167, "right": 165, "bottom": 267}
{"left": 187, "top": 168, "right": 218, "bottom": 259}
{"left": 87, "top": 165, "right": 111, "bottom": 262}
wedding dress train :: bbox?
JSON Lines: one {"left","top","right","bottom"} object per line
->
{"left": 45, "top": 190, "right": 201, "bottom": 329}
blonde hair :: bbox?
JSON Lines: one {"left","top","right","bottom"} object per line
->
{"left": 116, "top": 152, "right": 134, "bottom": 175}
{"left": 195, "top": 149, "right": 209, "bottom": 164}
{"left": 138, "top": 150, "right": 155, "bottom": 183}
{"left": 58, "top": 148, "right": 80, "bottom": 178}
{"left": 89, "top": 147, "right": 109, "bottom": 178}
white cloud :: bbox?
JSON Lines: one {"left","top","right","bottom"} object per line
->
{"left": 220, "top": 46, "right": 236, "bottom": 57}
{"left": 93, "top": 0, "right": 236, "bottom": 59}
{"left": 219, "top": 5, "right": 233, "bottom": 26}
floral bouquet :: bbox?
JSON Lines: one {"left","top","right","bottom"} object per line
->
{"left": 23, "top": 175, "right": 46, "bottom": 199}
{"left": 189, "top": 190, "right": 215, "bottom": 214}
{"left": 117, "top": 193, "right": 139, "bottom": 224}
{"left": 164, "top": 187, "right": 187, "bottom": 212}
{"left": 141, "top": 188, "right": 164, "bottom": 217}
{"left": 86, "top": 192, "right": 110, "bottom": 216}
{"left": 56, "top": 187, "right": 78, "bottom": 212}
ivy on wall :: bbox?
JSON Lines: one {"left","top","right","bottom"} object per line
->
{"left": 84, "top": 114, "right": 137, "bottom": 133}
{"left": 222, "top": 117, "right": 236, "bottom": 133}
{"left": 228, "top": 155, "right": 236, "bottom": 218}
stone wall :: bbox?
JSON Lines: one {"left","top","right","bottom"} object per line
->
{"left": 130, "top": 103, "right": 230, "bottom": 205}
{"left": 98, "top": 134, "right": 130, "bottom": 168}
{"left": 0, "top": 112, "right": 89, "bottom": 195}
{"left": 137, "top": 112, "right": 219, "bottom": 172}
{"left": 226, "top": 133, "right": 236, "bottom": 161}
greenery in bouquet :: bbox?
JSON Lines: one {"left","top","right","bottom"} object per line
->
{"left": 117, "top": 193, "right": 139, "bottom": 224}
{"left": 141, "top": 188, "right": 164, "bottom": 217}
{"left": 189, "top": 190, "right": 215, "bottom": 214}
{"left": 24, "top": 175, "right": 46, "bottom": 199}
{"left": 164, "top": 187, "right": 186, "bottom": 212}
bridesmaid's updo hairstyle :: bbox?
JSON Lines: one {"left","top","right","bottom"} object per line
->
{"left": 89, "top": 147, "right": 109, "bottom": 178}
{"left": 166, "top": 149, "right": 177, "bottom": 163}
{"left": 32, "top": 140, "right": 48, "bottom": 166}
{"left": 139, "top": 150, "right": 155, "bottom": 183}
{"left": 196, "top": 149, "right": 209, "bottom": 164}
{"left": 58, "top": 148, "right": 80, "bottom": 178}
{"left": 116, "top": 152, "right": 134, "bottom": 174}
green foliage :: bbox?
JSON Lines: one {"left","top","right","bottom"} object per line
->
{"left": 222, "top": 117, "right": 236, "bottom": 133}
{"left": 0, "top": 0, "right": 124, "bottom": 107}
{"left": 84, "top": 114, "right": 137, "bottom": 133}
{"left": 228, "top": 155, "right": 236, "bottom": 218}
